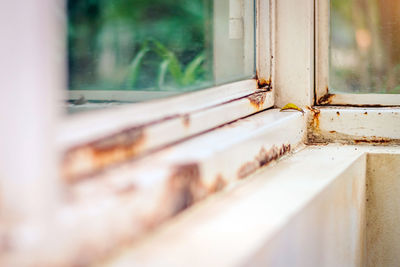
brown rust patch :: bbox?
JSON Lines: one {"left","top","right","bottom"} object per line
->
{"left": 237, "top": 161, "right": 259, "bottom": 179}
{"left": 248, "top": 92, "right": 267, "bottom": 110}
{"left": 308, "top": 128, "right": 400, "bottom": 145}
{"left": 364, "top": 112, "right": 368, "bottom": 115}
{"left": 306, "top": 106, "right": 323, "bottom": 144}
{"left": 237, "top": 144, "right": 291, "bottom": 179}
{"left": 257, "top": 78, "right": 271, "bottom": 89}
{"left": 166, "top": 163, "right": 207, "bottom": 214}
{"left": 317, "top": 93, "right": 335, "bottom": 105}
{"left": 209, "top": 175, "right": 227, "bottom": 193}
{"left": 62, "top": 127, "right": 146, "bottom": 183}
{"left": 182, "top": 114, "right": 190, "bottom": 128}
{"left": 336, "top": 111, "right": 340, "bottom": 116}
{"left": 353, "top": 137, "right": 393, "bottom": 145}
{"left": 307, "top": 106, "right": 321, "bottom": 130}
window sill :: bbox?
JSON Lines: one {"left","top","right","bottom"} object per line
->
{"left": 101, "top": 145, "right": 400, "bottom": 267}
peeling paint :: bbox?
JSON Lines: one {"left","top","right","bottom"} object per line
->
{"left": 248, "top": 92, "right": 267, "bottom": 111}
{"left": 62, "top": 127, "right": 146, "bottom": 183}
{"left": 257, "top": 78, "right": 271, "bottom": 89}
{"left": 317, "top": 93, "right": 335, "bottom": 105}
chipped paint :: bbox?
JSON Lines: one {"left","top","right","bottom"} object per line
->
{"left": 317, "top": 93, "right": 335, "bottom": 105}
{"left": 62, "top": 127, "right": 146, "bottom": 183}
{"left": 237, "top": 144, "right": 291, "bottom": 179}
{"left": 257, "top": 78, "right": 271, "bottom": 89}
{"left": 248, "top": 92, "right": 267, "bottom": 110}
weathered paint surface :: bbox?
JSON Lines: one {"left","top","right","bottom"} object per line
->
{"left": 237, "top": 144, "right": 291, "bottom": 179}
{"left": 1, "top": 110, "right": 305, "bottom": 266}
{"left": 317, "top": 92, "right": 335, "bottom": 105}
{"left": 102, "top": 146, "right": 375, "bottom": 267}
{"left": 366, "top": 153, "right": 400, "bottom": 267}
{"left": 247, "top": 92, "right": 267, "bottom": 111}
{"left": 307, "top": 107, "right": 400, "bottom": 145}
{"left": 62, "top": 89, "right": 274, "bottom": 182}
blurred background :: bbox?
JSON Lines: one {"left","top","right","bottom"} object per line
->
{"left": 68, "top": 0, "right": 254, "bottom": 102}
{"left": 330, "top": 0, "right": 400, "bottom": 94}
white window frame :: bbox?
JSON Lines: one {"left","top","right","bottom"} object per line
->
{"left": 315, "top": 0, "right": 400, "bottom": 106}
{"left": 5, "top": 0, "right": 400, "bottom": 265}
{"left": 60, "top": 0, "right": 274, "bottom": 181}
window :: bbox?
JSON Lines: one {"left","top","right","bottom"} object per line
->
{"left": 316, "top": 0, "right": 400, "bottom": 105}
{"left": 67, "top": 0, "right": 256, "bottom": 113}
{"left": 7, "top": 0, "right": 400, "bottom": 265}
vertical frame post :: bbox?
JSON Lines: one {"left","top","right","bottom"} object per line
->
{"left": 0, "top": 0, "right": 64, "bottom": 223}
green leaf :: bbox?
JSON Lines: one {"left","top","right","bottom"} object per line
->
{"left": 157, "top": 59, "right": 171, "bottom": 90}
{"left": 152, "top": 40, "right": 183, "bottom": 85}
{"left": 125, "top": 42, "right": 150, "bottom": 89}
{"left": 182, "top": 53, "right": 205, "bottom": 86}
{"left": 280, "top": 103, "right": 304, "bottom": 113}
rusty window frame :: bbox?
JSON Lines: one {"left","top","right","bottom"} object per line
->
{"left": 315, "top": 0, "right": 400, "bottom": 106}
{"left": 59, "top": 0, "right": 274, "bottom": 181}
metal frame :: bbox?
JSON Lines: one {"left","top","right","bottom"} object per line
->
{"left": 315, "top": 0, "right": 400, "bottom": 106}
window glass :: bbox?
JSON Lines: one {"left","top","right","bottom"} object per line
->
{"left": 67, "top": 0, "right": 255, "bottom": 112}
{"left": 330, "top": 0, "right": 400, "bottom": 93}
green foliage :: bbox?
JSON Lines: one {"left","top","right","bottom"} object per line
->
{"left": 68, "top": 0, "right": 213, "bottom": 91}
{"left": 125, "top": 39, "right": 206, "bottom": 90}
{"left": 125, "top": 41, "right": 151, "bottom": 89}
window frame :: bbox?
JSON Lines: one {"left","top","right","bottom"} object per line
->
{"left": 60, "top": 0, "right": 274, "bottom": 180}
{"left": 6, "top": 0, "right": 400, "bottom": 264}
{"left": 315, "top": 0, "right": 400, "bottom": 106}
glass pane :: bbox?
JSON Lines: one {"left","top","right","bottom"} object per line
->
{"left": 330, "top": 0, "right": 400, "bottom": 93}
{"left": 67, "top": 0, "right": 255, "bottom": 113}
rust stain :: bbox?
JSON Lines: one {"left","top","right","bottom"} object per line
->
{"left": 237, "top": 161, "right": 259, "bottom": 179}
{"left": 248, "top": 92, "right": 267, "bottom": 110}
{"left": 257, "top": 78, "right": 271, "bottom": 89}
{"left": 237, "top": 144, "right": 291, "bottom": 179}
{"left": 364, "top": 112, "right": 368, "bottom": 115}
{"left": 308, "top": 127, "right": 400, "bottom": 145}
{"left": 62, "top": 127, "right": 146, "bottom": 183}
{"left": 182, "top": 114, "right": 190, "bottom": 128}
{"left": 307, "top": 106, "right": 321, "bottom": 130}
{"left": 306, "top": 106, "right": 324, "bottom": 144}
{"left": 167, "top": 163, "right": 207, "bottom": 214}
{"left": 336, "top": 111, "right": 340, "bottom": 116}
{"left": 209, "top": 175, "right": 227, "bottom": 193}
{"left": 353, "top": 137, "right": 392, "bottom": 145}
{"left": 317, "top": 93, "right": 335, "bottom": 105}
